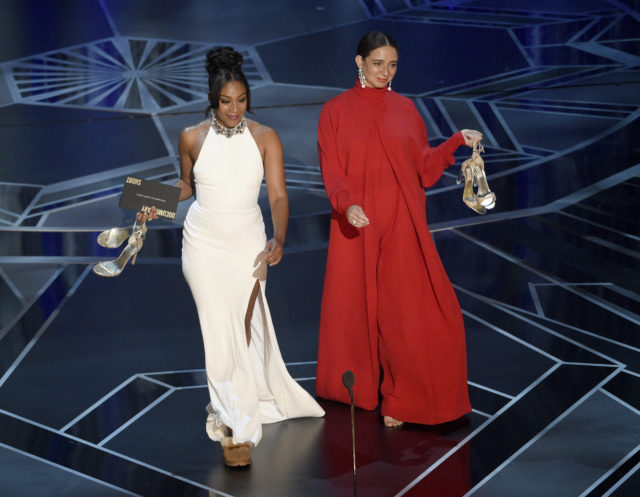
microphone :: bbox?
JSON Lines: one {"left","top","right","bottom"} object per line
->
{"left": 342, "top": 370, "right": 357, "bottom": 497}
{"left": 342, "top": 370, "right": 355, "bottom": 401}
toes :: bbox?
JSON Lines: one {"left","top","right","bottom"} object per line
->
{"left": 383, "top": 416, "right": 404, "bottom": 427}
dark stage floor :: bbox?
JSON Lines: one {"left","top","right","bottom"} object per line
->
{"left": 1, "top": 1, "right": 639, "bottom": 496}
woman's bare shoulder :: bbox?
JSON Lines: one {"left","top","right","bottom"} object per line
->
{"left": 181, "top": 119, "right": 210, "bottom": 144}
{"left": 247, "top": 118, "right": 279, "bottom": 144}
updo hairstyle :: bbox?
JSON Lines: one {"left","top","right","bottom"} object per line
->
{"left": 205, "top": 46, "right": 251, "bottom": 115}
{"left": 356, "top": 31, "right": 398, "bottom": 59}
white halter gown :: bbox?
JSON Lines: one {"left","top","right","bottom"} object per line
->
{"left": 182, "top": 123, "right": 324, "bottom": 446}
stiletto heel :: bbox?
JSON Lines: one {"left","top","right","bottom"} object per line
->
{"left": 97, "top": 223, "right": 146, "bottom": 248}
{"left": 93, "top": 223, "right": 145, "bottom": 277}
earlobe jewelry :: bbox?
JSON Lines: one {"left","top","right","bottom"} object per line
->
{"left": 358, "top": 68, "right": 365, "bottom": 88}
{"left": 387, "top": 80, "right": 392, "bottom": 91}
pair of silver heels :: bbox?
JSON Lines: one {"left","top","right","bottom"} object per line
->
{"left": 92, "top": 222, "right": 146, "bottom": 277}
{"left": 457, "top": 141, "right": 496, "bottom": 214}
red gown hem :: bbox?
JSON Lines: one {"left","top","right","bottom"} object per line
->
{"left": 381, "top": 396, "right": 472, "bottom": 425}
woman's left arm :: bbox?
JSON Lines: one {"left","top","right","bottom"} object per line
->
{"left": 412, "top": 105, "right": 482, "bottom": 187}
{"left": 262, "top": 126, "right": 289, "bottom": 266}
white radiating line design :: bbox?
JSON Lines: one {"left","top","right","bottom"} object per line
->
{"left": 4, "top": 37, "right": 267, "bottom": 113}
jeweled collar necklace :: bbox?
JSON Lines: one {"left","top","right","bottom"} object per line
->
{"left": 210, "top": 110, "right": 247, "bottom": 138}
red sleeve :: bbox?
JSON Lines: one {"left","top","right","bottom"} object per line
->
{"left": 415, "top": 108, "right": 465, "bottom": 188}
{"left": 318, "top": 103, "right": 354, "bottom": 215}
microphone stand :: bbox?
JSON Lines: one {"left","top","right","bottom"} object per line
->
{"left": 342, "top": 371, "right": 357, "bottom": 497}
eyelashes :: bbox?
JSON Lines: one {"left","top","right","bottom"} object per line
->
{"left": 220, "top": 98, "right": 247, "bottom": 105}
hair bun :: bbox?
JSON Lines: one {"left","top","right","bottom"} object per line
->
{"left": 206, "top": 46, "right": 243, "bottom": 74}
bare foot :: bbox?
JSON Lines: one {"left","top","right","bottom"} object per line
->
{"left": 383, "top": 415, "right": 404, "bottom": 428}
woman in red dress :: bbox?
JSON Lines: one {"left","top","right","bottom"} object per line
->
{"left": 316, "top": 31, "right": 482, "bottom": 427}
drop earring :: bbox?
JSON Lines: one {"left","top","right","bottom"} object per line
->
{"left": 387, "top": 80, "right": 392, "bottom": 92}
{"left": 358, "top": 68, "right": 365, "bottom": 88}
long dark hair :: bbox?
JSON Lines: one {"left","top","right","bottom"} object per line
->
{"left": 205, "top": 46, "right": 251, "bottom": 115}
{"left": 356, "top": 31, "right": 398, "bottom": 58}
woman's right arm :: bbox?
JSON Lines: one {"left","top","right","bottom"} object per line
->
{"left": 318, "top": 105, "right": 354, "bottom": 216}
{"left": 318, "top": 105, "right": 369, "bottom": 228}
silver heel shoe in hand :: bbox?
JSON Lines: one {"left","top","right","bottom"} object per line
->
{"left": 97, "top": 222, "right": 146, "bottom": 248}
{"left": 459, "top": 160, "right": 487, "bottom": 215}
{"left": 457, "top": 141, "right": 496, "bottom": 214}
{"left": 93, "top": 222, "right": 145, "bottom": 277}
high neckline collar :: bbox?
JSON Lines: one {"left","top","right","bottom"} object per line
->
{"left": 353, "top": 80, "right": 389, "bottom": 100}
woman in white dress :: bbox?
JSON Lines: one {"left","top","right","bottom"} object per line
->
{"left": 146, "top": 47, "right": 324, "bottom": 467}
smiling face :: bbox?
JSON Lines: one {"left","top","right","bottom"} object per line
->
{"left": 356, "top": 45, "right": 398, "bottom": 89}
{"left": 214, "top": 80, "right": 247, "bottom": 128}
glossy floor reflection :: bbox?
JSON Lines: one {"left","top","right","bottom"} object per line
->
{"left": 1, "top": 1, "right": 639, "bottom": 496}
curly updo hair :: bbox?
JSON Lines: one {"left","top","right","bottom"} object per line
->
{"left": 205, "top": 46, "right": 251, "bottom": 115}
{"left": 356, "top": 31, "right": 398, "bottom": 58}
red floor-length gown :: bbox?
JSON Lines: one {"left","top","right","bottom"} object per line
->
{"left": 316, "top": 82, "right": 471, "bottom": 424}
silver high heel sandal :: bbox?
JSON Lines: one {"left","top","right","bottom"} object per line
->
{"left": 460, "top": 161, "right": 487, "bottom": 215}
{"left": 457, "top": 141, "right": 496, "bottom": 213}
{"left": 97, "top": 222, "right": 146, "bottom": 248}
{"left": 93, "top": 222, "right": 145, "bottom": 277}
